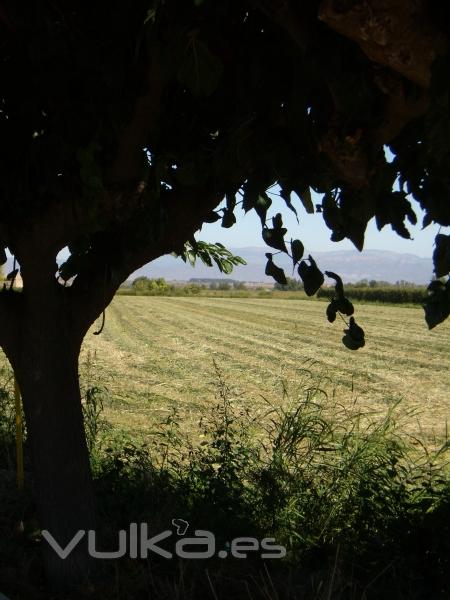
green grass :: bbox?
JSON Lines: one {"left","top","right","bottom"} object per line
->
{"left": 2, "top": 357, "right": 450, "bottom": 600}
{"left": 79, "top": 295, "right": 450, "bottom": 448}
{"left": 2, "top": 296, "right": 450, "bottom": 599}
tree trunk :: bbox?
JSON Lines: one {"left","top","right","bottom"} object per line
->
{"left": 5, "top": 286, "right": 96, "bottom": 590}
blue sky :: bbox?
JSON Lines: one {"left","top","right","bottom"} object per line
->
{"left": 199, "top": 188, "right": 445, "bottom": 257}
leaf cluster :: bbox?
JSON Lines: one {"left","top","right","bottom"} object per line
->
{"left": 178, "top": 240, "right": 246, "bottom": 275}
{"left": 1, "top": 1, "right": 450, "bottom": 340}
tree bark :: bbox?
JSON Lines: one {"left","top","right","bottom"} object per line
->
{"left": 4, "top": 282, "right": 96, "bottom": 591}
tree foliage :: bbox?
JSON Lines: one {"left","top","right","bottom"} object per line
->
{"left": 0, "top": 1, "right": 448, "bottom": 348}
{"left": 0, "top": 1, "right": 450, "bottom": 341}
{"left": 131, "top": 276, "right": 170, "bottom": 293}
{"left": 2, "top": 1, "right": 450, "bottom": 589}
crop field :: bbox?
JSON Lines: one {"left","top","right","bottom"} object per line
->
{"left": 78, "top": 295, "right": 450, "bottom": 447}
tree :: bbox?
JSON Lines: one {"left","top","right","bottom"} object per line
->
{"left": 274, "top": 277, "right": 304, "bottom": 291}
{"left": 131, "top": 275, "right": 170, "bottom": 293}
{"left": 1, "top": 0, "right": 450, "bottom": 590}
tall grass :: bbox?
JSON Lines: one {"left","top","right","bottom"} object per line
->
{"left": 1, "top": 362, "right": 449, "bottom": 599}
{"left": 89, "top": 366, "right": 450, "bottom": 599}
{"left": 0, "top": 366, "right": 22, "bottom": 472}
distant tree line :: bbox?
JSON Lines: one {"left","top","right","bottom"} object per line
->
{"left": 344, "top": 279, "right": 425, "bottom": 288}
{"left": 129, "top": 277, "right": 202, "bottom": 295}
{"left": 274, "top": 278, "right": 304, "bottom": 291}
{"left": 274, "top": 277, "right": 427, "bottom": 292}
{"left": 317, "top": 284, "right": 427, "bottom": 305}
{"left": 124, "top": 277, "right": 248, "bottom": 296}
{"left": 208, "top": 280, "right": 247, "bottom": 290}
{"left": 124, "top": 276, "right": 428, "bottom": 304}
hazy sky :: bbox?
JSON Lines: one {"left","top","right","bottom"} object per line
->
{"left": 199, "top": 188, "right": 446, "bottom": 257}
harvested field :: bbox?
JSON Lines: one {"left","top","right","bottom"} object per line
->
{"left": 78, "top": 296, "right": 450, "bottom": 447}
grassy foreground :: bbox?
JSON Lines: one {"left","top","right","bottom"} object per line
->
{"left": 1, "top": 295, "right": 450, "bottom": 599}
{"left": 81, "top": 295, "right": 450, "bottom": 447}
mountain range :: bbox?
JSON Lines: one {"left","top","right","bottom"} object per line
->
{"left": 132, "top": 248, "right": 433, "bottom": 285}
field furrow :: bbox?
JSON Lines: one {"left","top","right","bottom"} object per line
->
{"left": 76, "top": 296, "right": 450, "bottom": 445}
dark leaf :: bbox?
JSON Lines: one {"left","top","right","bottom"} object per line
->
{"left": 324, "top": 189, "right": 369, "bottom": 251}
{"left": 325, "top": 270, "right": 354, "bottom": 314}
{"left": 242, "top": 173, "right": 273, "bottom": 212}
{"left": 242, "top": 183, "right": 258, "bottom": 213}
{"left": 346, "top": 221, "right": 366, "bottom": 251}
{"left": 254, "top": 194, "right": 272, "bottom": 224}
{"left": 296, "top": 186, "right": 314, "bottom": 214}
{"left": 203, "top": 211, "right": 221, "bottom": 223}
{"left": 433, "top": 234, "right": 450, "bottom": 278}
{"left": 335, "top": 297, "right": 354, "bottom": 316}
{"left": 344, "top": 316, "right": 365, "bottom": 343}
{"left": 262, "top": 227, "right": 288, "bottom": 253}
{"left": 272, "top": 213, "right": 283, "bottom": 229}
{"left": 325, "top": 271, "right": 344, "bottom": 298}
{"left": 0, "top": 248, "right": 7, "bottom": 265}
{"left": 221, "top": 209, "right": 236, "bottom": 228}
{"left": 225, "top": 192, "right": 237, "bottom": 211}
{"left": 322, "top": 192, "right": 343, "bottom": 235}
{"left": 291, "top": 239, "right": 304, "bottom": 265}
{"left": 189, "top": 237, "right": 199, "bottom": 252}
{"left": 375, "top": 191, "right": 416, "bottom": 240}
{"left": 326, "top": 301, "right": 337, "bottom": 323}
{"left": 265, "top": 257, "right": 287, "bottom": 285}
{"left": 280, "top": 184, "right": 314, "bottom": 214}
{"left": 279, "top": 187, "right": 298, "bottom": 220}
{"left": 423, "top": 279, "right": 450, "bottom": 329}
{"left": 59, "top": 254, "right": 86, "bottom": 282}
{"left": 342, "top": 333, "right": 365, "bottom": 350}
{"left": 298, "top": 255, "right": 324, "bottom": 296}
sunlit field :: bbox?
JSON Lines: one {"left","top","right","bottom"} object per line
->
{"left": 80, "top": 296, "right": 450, "bottom": 447}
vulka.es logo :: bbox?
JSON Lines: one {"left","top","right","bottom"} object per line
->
{"left": 42, "top": 522, "right": 286, "bottom": 560}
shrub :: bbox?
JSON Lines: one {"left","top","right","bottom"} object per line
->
{"left": 275, "top": 277, "right": 304, "bottom": 291}
{"left": 131, "top": 276, "right": 173, "bottom": 295}
{"left": 2, "top": 364, "right": 450, "bottom": 599}
{"left": 90, "top": 367, "right": 450, "bottom": 598}
{"left": 317, "top": 285, "right": 426, "bottom": 304}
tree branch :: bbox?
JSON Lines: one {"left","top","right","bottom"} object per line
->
{"left": 68, "top": 184, "right": 223, "bottom": 333}
{"left": 6, "top": 31, "right": 164, "bottom": 264}
{"left": 319, "top": 0, "right": 447, "bottom": 88}
{"left": 105, "top": 35, "right": 163, "bottom": 185}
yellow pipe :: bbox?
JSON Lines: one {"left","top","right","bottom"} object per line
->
{"left": 14, "top": 377, "right": 24, "bottom": 490}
